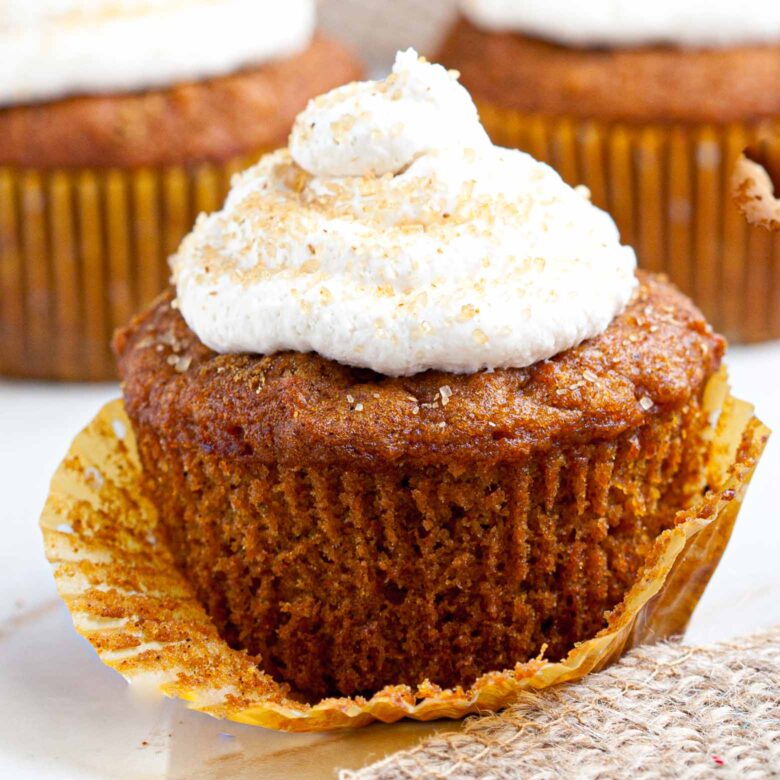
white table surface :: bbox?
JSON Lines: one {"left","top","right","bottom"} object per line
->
{"left": 2, "top": 343, "right": 779, "bottom": 779}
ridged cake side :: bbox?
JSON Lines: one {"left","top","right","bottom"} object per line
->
{"left": 136, "top": 397, "right": 710, "bottom": 699}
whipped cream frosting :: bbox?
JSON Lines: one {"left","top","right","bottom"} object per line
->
{"left": 173, "top": 50, "right": 637, "bottom": 376}
{"left": 0, "top": 0, "right": 315, "bottom": 106}
{"left": 459, "top": 0, "right": 780, "bottom": 48}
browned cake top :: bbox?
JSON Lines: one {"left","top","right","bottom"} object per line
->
{"left": 438, "top": 17, "right": 780, "bottom": 124}
{"left": 0, "top": 36, "right": 362, "bottom": 169}
{"left": 115, "top": 273, "right": 724, "bottom": 468}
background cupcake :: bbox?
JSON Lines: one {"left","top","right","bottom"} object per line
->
{"left": 0, "top": 0, "right": 361, "bottom": 380}
{"left": 438, "top": 0, "right": 780, "bottom": 344}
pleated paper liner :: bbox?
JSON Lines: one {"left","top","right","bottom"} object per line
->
{"left": 39, "top": 368, "right": 768, "bottom": 732}
{"left": 0, "top": 152, "right": 264, "bottom": 381}
{"left": 479, "top": 104, "right": 780, "bottom": 344}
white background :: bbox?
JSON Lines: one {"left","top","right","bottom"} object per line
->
{"left": 1, "top": 343, "right": 778, "bottom": 779}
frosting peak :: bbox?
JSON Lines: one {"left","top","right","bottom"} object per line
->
{"left": 290, "top": 49, "right": 489, "bottom": 178}
{"left": 173, "top": 51, "right": 637, "bottom": 377}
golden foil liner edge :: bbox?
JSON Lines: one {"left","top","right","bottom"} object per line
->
{"left": 40, "top": 370, "right": 769, "bottom": 732}
{"left": 479, "top": 103, "right": 780, "bottom": 344}
{"left": 0, "top": 152, "right": 265, "bottom": 381}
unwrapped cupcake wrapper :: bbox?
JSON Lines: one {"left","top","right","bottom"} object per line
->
{"left": 480, "top": 104, "right": 780, "bottom": 344}
{"left": 0, "top": 153, "right": 263, "bottom": 381}
{"left": 39, "top": 368, "right": 768, "bottom": 732}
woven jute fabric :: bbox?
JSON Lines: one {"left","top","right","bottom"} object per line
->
{"left": 341, "top": 625, "right": 780, "bottom": 779}
{"left": 319, "top": 0, "right": 455, "bottom": 73}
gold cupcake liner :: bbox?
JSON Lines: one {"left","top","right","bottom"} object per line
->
{"left": 39, "top": 369, "right": 768, "bottom": 732}
{"left": 480, "top": 104, "right": 780, "bottom": 344}
{"left": 0, "top": 152, "right": 264, "bottom": 381}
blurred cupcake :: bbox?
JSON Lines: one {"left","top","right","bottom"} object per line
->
{"left": 438, "top": 0, "right": 780, "bottom": 343}
{"left": 0, "top": 0, "right": 361, "bottom": 380}
{"left": 104, "top": 52, "right": 765, "bottom": 708}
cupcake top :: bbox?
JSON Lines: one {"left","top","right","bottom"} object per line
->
{"left": 173, "top": 50, "right": 637, "bottom": 377}
{"left": 0, "top": 0, "right": 315, "bottom": 106}
{"left": 459, "top": 0, "right": 780, "bottom": 48}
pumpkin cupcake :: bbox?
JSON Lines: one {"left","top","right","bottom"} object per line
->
{"left": 0, "top": 0, "right": 361, "bottom": 380}
{"left": 92, "top": 51, "right": 767, "bottom": 712}
{"left": 438, "top": 0, "right": 780, "bottom": 343}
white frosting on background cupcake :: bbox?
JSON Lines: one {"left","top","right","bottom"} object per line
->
{"left": 460, "top": 0, "right": 780, "bottom": 48}
{"left": 173, "top": 50, "right": 637, "bottom": 376}
{"left": 0, "top": 0, "right": 315, "bottom": 106}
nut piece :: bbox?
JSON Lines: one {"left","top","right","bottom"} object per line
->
{"left": 732, "top": 146, "right": 780, "bottom": 232}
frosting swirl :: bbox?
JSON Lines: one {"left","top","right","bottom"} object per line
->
{"left": 173, "top": 50, "right": 637, "bottom": 376}
{"left": 459, "top": 0, "right": 780, "bottom": 48}
{"left": 0, "top": 0, "right": 314, "bottom": 106}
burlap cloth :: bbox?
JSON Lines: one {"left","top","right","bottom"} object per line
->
{"left": 340, "top": 624, "right": 780, "bottom": 779}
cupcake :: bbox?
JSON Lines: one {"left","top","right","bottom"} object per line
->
{"left": 438, "top": 1, "right": 780, "bottom": 343}
{"left": 41, "top": 52, "right": 767, "bottom": 729}
{"left": 102, "top": 50, "right": 763, "bottom": 701}
{"left": 0, "top": 0, "right": 361, "bottom": 381}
